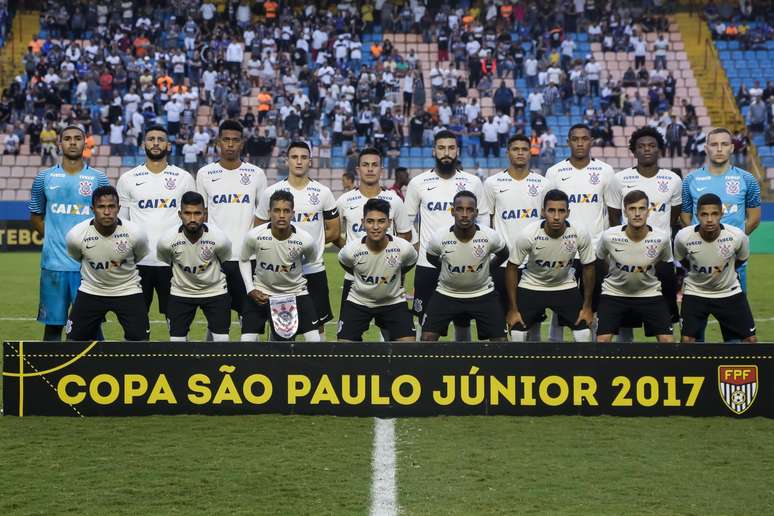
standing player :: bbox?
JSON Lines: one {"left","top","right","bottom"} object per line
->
{"left": 484, "top": 134, "right": 550, "bottom": 317}
{"left": 29, "top": 125, "right": 111, "bottom": 341}
{"left": 422, "top": 191, "right": 509, "bottom": 342}
{"left": 545, "top": 124, "right": 615, "bottom": 340}
{"left": 65, "top": 186, "right": 150, "bottom": 341}
{"left": 240, "top": 191, "right": 321, "bottom": 342}
{"left": 505, "top": 189, "right": 595, "bottom": 342}
{"left": 117, "top": 125, "right": 196, "bottom": 319}
{"left": 681, "top": 127, "right": 760, "bottom": 341}
{"left": 607, "top": 126, "right": 683, "bottom": 334}
{"left": 196, "top": 120, "right": 267, "bottom": 323}
{"left": 674, "top": 193, "right": 756, "bottom": 343}
{"left": 596, "top": 190, "right": 674, "bottom": 343}
{"left": 157, "top": 191, "right": 232, "bottom": 342}
{"left": 255, "top": 141, "right": 340, "bottom": 336}
{"left": 338, "top": 199, "right": 418, "bottom": 341}
{"left": 335, "top": 147, "right": 412, "bottom": 312}
{"left": 404, "top": 130, "right": 490, "bottom": 341}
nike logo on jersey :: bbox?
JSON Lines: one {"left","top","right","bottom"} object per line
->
{"left": 535, "top": 246, "right": 545, "bottom": 250}
{"left": 499, "top": 189, "right": 510, "bottom": 193}
{"left": 85, "top": 244, "right": 96, "bottom": 249}
{"left": 614, "top": 248, "right": 624, "bottom": 252}
{"left": 212, "top": 178, "right": 222, "bottom": 182}
{"left": 561, "top": 177, "right": 570, "bottom": 181}
{"left": 48, "top": 185, "right": 62, "bottom": 190}
{"left": 426, "top": 186, "right": 438, "bottom": 191}
{"left": 696, "top": 187, "right": 707, "bottom": 192}
{"left": 136, "top": 182, "right": 147, "bottom": 186}
{"left": 259, "top": 247, "right": 271, "bottom": 251}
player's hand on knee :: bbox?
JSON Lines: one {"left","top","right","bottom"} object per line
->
{"left": 248, "top": 289, "right": 269, "bottom": 304}
{"left": 576, "top": 306, "right": 593, "bottom": 327}
{"left": 506, "top": 309, "right": 524, "bottom": 330}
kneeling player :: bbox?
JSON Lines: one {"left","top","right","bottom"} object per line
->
{"left": 157, "top": 191, "right": 233, "bottom": 342}
{"left": 65, "top": 186, "right": 150, "bottom": 340}
{"left": 674, "top": 193, "right": 756, "bottom": 343}
{"left": 596, "top": 190, "right": 674, "bottom": 343}
{"left": 506, "top": 189, "right": 595, "bottom": 342}
{"left": 240, "top": 190, "right": 321, "bottom": 342}
{"left": 422, "top": 191, "right": 510, "bottom": 341}
{"left": 338, "top": 199, "right": 418, "bottom": 341}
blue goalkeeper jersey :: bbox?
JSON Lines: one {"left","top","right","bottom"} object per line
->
{"left": 28, "top": 164, "right": 110, "bottom": 271}
{"left": 681, "top": 166, "right": 760, "bottom": 231}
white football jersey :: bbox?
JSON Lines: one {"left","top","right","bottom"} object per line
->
{"left": 256, "top": 179, "right": 338, "bottom": 274}
{"left": 510, "top": 220, "right": 595, "bottom": 291}
{"left": 484, "top": 170, "right": 549, "bottom": 264}
{"left": 116, "top": 164, "right": 197, "bottom": 266}
{"left": 156, "top": 223, "right": 232, "bottom": 298}
{"left": 338, "top": 235, "right": 418, "bottom": 308}
{"left": 241, "top": 223, "right": 317, "bottom": 296}
{"left": 337, "top": 188, "right": 412, "bottom": 281}
{"left": 66, "top": 218, "right": 149, "bottom": 296}
{"left": 405, "top": 169, "right": 490, "bottom": 268}
{"left": 596, "top": 225, "right": 672, "bottom": 298}
{"left": 426, "top": 225, "right": 505, "bottom": 298}
{"left": 546, "top": 158, "right": 615, "bottom": 246}
{"left": 196, "top": 161, "right": 267, "bottom": 261}
{"left": 674, "top": 224, "right": 749, "bottom": 298}
{"left": 606, "top": 168, "right": 682, "bottom": 234}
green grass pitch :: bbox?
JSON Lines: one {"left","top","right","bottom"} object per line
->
{"left": 1, "top": 252, "right": 773, "bottom": 514}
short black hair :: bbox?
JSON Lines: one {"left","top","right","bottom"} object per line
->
{"left": 219, "top": 119, "right": 244, "bottom": 135}
{"left": 363, "top": 198, "right": 390, "bottom": 218}
{"left": 623, "top": 189, "right": 649, "bottom": 207}
{"left": 144, "top": 124, "right": 168, "bottom": 136}
{"left": 91, "top": 185, "right": 119, "bottom": 205}
{"left": 707, "top": 127, "right": 733, "bottom": 143}
{"left": 568, "top": 123, "right": 591, "bottom": 138}
{"left": 269, "top": 190, "right": 294, "bottom": 209}
{"left": 59, "top": 125, "right": 85, "bottom": 138}
{"left": 287, "top": 140, "right": 311, "bottom": 155}
{"left": 181, "top": 191, "right": 204, "bottom": 207}
{"left": 434, "top": 130, "right": 458, "bottom": 144}
{"left": 453, "top": 190, "right": 477, "bottom": 205}
{"left": 629, "top": 126, "right": 665, "bottom": 153}
{"left": 697, "top": 193, "right": 723, "bottom": 211}
{"left": 358, "top": 147, "right": 382, "bottom": 163}
{"left": 543, "top": 189, "right": 569, "bottom": 207}
{"left": 507, "top": 134, "right": 531, "bottom": 148}
{"left": 342, "top": 171, "right": 356, "bottom": 182}
{"left": 395, "top": 167, "right": 408, "bottom": 176}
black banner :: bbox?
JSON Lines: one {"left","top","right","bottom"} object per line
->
{"left": 3, "top": 341, "right": 772, "bottom": 417}
{"left": 0, "top": 220, "right": 42, "bottom": 251}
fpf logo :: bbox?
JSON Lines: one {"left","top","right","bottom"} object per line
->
{"left": 718, "top": 366, "right": 758, "bottom": 415}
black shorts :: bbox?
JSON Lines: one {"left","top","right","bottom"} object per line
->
{"left": 305, "top": 270, "right": 333, "bottom": 325}
{"left": 167, "top": 293, "right": 232, "bottom": 337}
{"left": 337, "top": 300, "right": 415, "bottom": 341}
{"left": 413, "top": 265, "right": 470, "bottom": 326}
{"left": 681, "top": 293, "right": 756, "bottom": 341}
{"left": 67, "top": 291, "right": 150, "bottom": 341}
{"left": 574, "top": 258, "right": 603, "bottom": 312}
{"left": 422, "top": 291, "right": 506, "bottom": 340}
{"left": 597, "top": 295, "right": 673, "bottom": 337}
{"left": 514, "top": 287, "right": 587, "bottom": 331}
{"left": 241, "top": 293, "right": 318, "bottom": 340}
{"left": 622, "top": 262, "right": 680, "bottom": 327}
{"left": 491, "top": 266, "right": 510, "bottom": 316}
{"left": 138, "top": 265, "right": 172, "bottom": 314}
{"left": 222, "top": 260, "right": 255, "bottom": 314}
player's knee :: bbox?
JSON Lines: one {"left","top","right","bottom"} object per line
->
{"left": 572, "top": 329, "right": 592, "bottom": 342}
{"left": 303, "top": 330, "right": 322, "bottom": 342}
{"left": 509, "top": 330, "right": 527, "bottom": 342}
{"left": 169, "top": 335, "right": 187, "bottom": 342}
{"left": 240, "top": 333, "right": 260, "bottom": 342}
{"left": 211, "top": 333, "right": 229, "bottom": 342}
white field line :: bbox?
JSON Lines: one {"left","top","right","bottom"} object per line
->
{"left": 370, "top": 418, "right": 398, "bottom": 516}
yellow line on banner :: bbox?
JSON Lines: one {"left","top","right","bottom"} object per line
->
{"left": 18, "top": 341, "right": 24, "bottom": 417}
{"left": 2, "top": 340, "right": 99, "bottom": 378}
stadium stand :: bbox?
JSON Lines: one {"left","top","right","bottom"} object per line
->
{"left": 0, "top": 0, "right": 765, "bottom": 202}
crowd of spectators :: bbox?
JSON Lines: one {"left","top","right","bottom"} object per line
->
{"left": 0, "top": 0, "right": 737, "bottom": 177}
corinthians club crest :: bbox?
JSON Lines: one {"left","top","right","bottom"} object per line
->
{"left": 658, "top": 180, "right": 669, "bottom": 193}
{"left": 269, "top": 294, "right": 299, "bottom": 339}
{"left": 79, "top": 180, "right": 92, "bottom": 196}
{"left": 164, "top": 177, "right": 177, "bottom": 190}
{"left": 588, "top": 171, "right": 600, "bottom": 185}
{"left": 240, "top": 172, "right": 251, "bottom": 185}
{"left": 527, "top": 183, "right": 539, "bottom": 197}
{"left": 718, "top": 365, "right": 758, "bottom": 415}
{"left": 114, "top": 239, "right": 129, "bottom": 254}
{"left": 473, "top": 243, "right": 486, "bottom": 257}
{"left": 455, "top": 180, "right": 467, "bottom": 192}
{"left": 645, "top": 243, "right": 659, "bottom": 258}
{"left": 200, "top": 244, "right": 214, "bottom": 261}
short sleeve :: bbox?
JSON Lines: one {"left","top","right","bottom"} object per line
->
{"left": 472, "top": 177, "right": 490, "bottom": 217}
{"left": 404, "top": 178, "right": 421, "bottom": 222}
{"left": 216, "top": 230, "right": 232, "bottom": 262}
{"left": 576, "top": 229, "right": 596, "bottom": 265}
{"left": 509, "top": 232, "right": 530, "bottom": 265}
{"left": 595, "top": 233, "right": 609, "bottom": 261}
{"left": 670, "top": 176, "right": 683, "bottom": 207}
{"left": 744, "top": 172, "right": 761, "bottom": 209}
{"left": 196, "top": 169, "right": 209, "bottom": 207}
{"left": 65, "top": 225, "right": 82, "bottom": 261}
{"left": 606, "top": 174, "right": 622, "bottom": 210}
{"left": 156, "top": 232, "right": 172, "bottom": 265}
{"left": 133, "top": 227, "right": 150, "bottom": 263}
{"left": 240, "top": 229, "right": 256, "bottom": 261}
{"left": 254, "top": 186, "right": 271, "bottom": 220}
{"left": 391, "top": 197, "right": 412, "bottom": 234}
{"left": 672, "top": 231, "right": 687, "bottom": 262}
{"left": 737, "top": 231, "right": 751, "bottom": 262}
{"left": 116, "top": 174, "right": 132, "bottom": 218}
{"left": 402, "top": 243, "right": 418, "bottom": 268}
{"left": 97, "top": 172, "right": 111, "bottom": 188}
{"left": 302, "top": 233, "right": 318, "bottom": 263}
{"left": 184, "top": 172, "right": 198, "bottom": 194}
{"left": 338, "top": 243, "right": 355, "bottom": 268}
{"left": 489, "top": 229, "right": 506, "bottom": 253}
{"left": 659, "top": 236, "right": 673, "bottom": 263}
{"left": 426, "top": 232, "right": 442, "bottom": 257}
{"left": 29, "top": 171, "right": 46, "bottom": 214}
{"left": 681, "top": 176, "right": 694, "bottom": 214}
{"left": 483, "top": 178, "right": 496, "bottom": 218}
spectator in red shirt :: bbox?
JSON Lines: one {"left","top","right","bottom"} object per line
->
{"left": 389, "top": 167, "right": 409, "bottom": 200}
{"left": 99, "top": 68, "right": 113, "bottom": 103}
